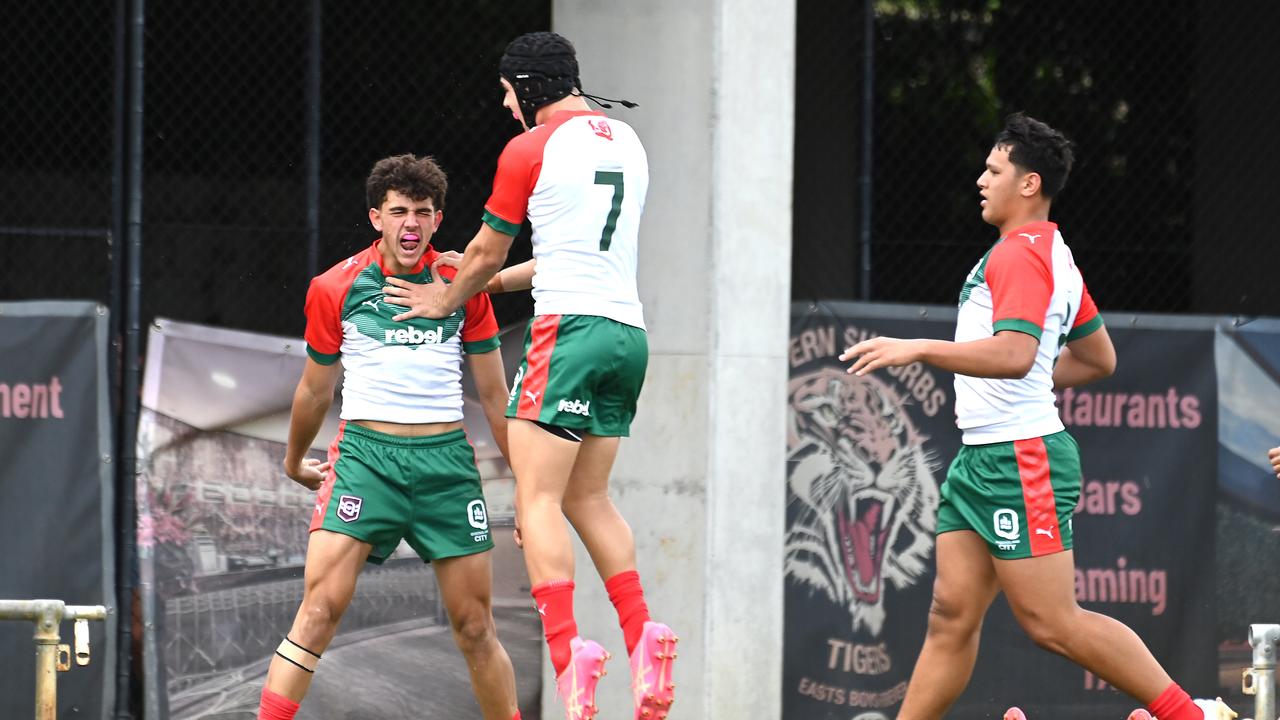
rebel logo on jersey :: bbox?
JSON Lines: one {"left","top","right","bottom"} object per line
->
{"left": 343, "top": 267, "right": 465, "bottom": 348}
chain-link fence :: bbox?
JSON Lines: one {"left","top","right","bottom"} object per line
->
{"left": 140, "top": 0, "right": 546, "bottom": 336}
{"left": 161, "top": 563, "right": 439, "bottom": 682}
{"left": 795, "top": 0, "right": 1280, "bottom": 318}
{"left": 0, "top": 2, "right": 117, "bottom": 305}
{"left": 2, "top": 1, "right": 546, "bottom": 336}
{"left": 7, "top": 1, "right": 1279, "bottom": 331}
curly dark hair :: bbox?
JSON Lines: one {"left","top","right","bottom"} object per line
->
{"left": 994, "top": 113, "right": 1076, "bottom": 199}
{"left": 365, "top": 154, "right": 448, "bottom": 210}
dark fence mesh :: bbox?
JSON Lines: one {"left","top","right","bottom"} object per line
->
{"left": 871, "top": 0, "right": 1197, "bottom": 314}
{"left": 4, "top": 1, "right": 1279, "bottom": 322}
{"left": 0, "top": 1, "right": 116, "bottom": 304}
{"left": 141, "top": 1, "right": 311, "bottom": 335}
{"left": 1, "top": 1, "right": 545, "bottom": 336}
{"left": 4, "top": 2, "right": 1280, "bottom": 717}
{"left": 140, "top": 0, "right": 545, "bottom": 336}
{"left": 795, "top": 0, "right": 1280, "bottom": 318}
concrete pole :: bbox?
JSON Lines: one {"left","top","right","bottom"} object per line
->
{"left": 551, "top": 1, "right": 795, "bottom": 717}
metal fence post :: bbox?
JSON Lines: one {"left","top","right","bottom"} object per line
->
{"left": 32, "top": 601, "right": 60, "bottom": 720}
{"left": 0, "top": 600, "right": 109, "bottom": 720}
{"left": 1244, "top": 623, "right": 1280, "bottom": 720}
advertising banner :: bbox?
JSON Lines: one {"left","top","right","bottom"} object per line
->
{"left": 0, "top": 301, "right": 115, "bottom": 720}
{"left": 784, "top": 302, "right": 1218, "bottom": 719}
{"left": 1213, "top": 318, "right": 1280, "bottom": 709}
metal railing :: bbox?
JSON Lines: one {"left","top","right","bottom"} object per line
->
{"left": 0, "top": 599, "right": 109, "bottom": 720}
{"left": 1243, "top": 623, "right": 1280, "bottom": 720}
{"left": 160, "top": 560, "right": 440, "bottom": 681}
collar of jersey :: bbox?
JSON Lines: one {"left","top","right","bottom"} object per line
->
{"left": 999, "top": 220, "right": 1057, "bottom": 242}
{"left": 537, "top": 109, "right": 605, "bottom": 130}
{"left": 370, "top": 239, "right": 437, "bottom": 277}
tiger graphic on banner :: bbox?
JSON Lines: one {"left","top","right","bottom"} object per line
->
{"left": 785, "top": 366, "right": 941, "bottom": 635}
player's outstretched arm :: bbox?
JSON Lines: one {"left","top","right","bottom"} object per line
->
{"left": 840, "top": 331, "right": 1039, "bottom": 379}
{"left": 282, "top": 358, "right": 341, "bottom": 490}
{"left": 467, "top": 348, "right": 511, "bottom": 464}
{"left": 445, "top": 223, "right": 516, "bottom": 303}
{"left": 433, "top": 253, "right": 537, "bottom": 295}
{"left": 1269, "top": 447, "right": 1280, "bottom": 479}
{"left": 488, "top": 259, "right": 536, "bottom": 294}
{"left": 1052, "top": 325, "right": 1116, "bottom": 390}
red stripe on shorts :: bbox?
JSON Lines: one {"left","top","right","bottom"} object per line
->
{"left": 309, "top": 420, "right": 346, "bottom": 532}
{"left": 517, "top": 315, "right": 561, "bottom": 420}
{"left": 1014, "top": 436, "right": 1064, "bottom": 556}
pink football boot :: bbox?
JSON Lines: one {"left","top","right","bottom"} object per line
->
{"left": 630, "top": 621, "right": 678, "bottom": 720}
{"left": 556, "top": 637, "right": 610, "bottom": 720}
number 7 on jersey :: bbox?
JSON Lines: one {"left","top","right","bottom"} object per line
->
{"left": 594, "top": 170, "right": 624, "bottom": 251}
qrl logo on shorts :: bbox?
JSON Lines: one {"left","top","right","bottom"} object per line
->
{"left": 337, "top": 494, "right": 363, "bottom": 523}
{"left": 993, "top": 508, "right": 1020, "bottom": 541}
{"left": 467, "top": 499, "right": 489, "bottom": 530}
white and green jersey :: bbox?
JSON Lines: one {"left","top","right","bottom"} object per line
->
{"left": 482, "top": 109, "right": 648, "bottom": 330}
{"left": 303, "top": 241, "right": 500, "bottom": 424}
{"left": 954, "top": 221, "right": 1103, "bottom": 444}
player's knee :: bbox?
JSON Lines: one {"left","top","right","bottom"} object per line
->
{"left": 562, "top": 490, "right": 609, "bottom": 520}
{"left": 449, "top": 608, "right": 496, "bottom": 654}
{"left": 926, "top": 591, "right": 982, "bottom": 637}
{"left": 521, "top": 489, "right": 564, "bottom": 512}
{"left": 1021, "top": 621, "right": 1070, "bottom": 655}
{"left": 296, "top": 595, "right": 344, "bottom": 638}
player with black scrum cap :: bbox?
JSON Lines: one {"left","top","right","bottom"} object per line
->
{"left": 383, "top": 31, "right": 676, "bottom": 720}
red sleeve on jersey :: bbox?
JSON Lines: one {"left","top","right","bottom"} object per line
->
{"left": 1066, "top": 279, "right": 1104, "bottom": 341}
{"left": 1074, "top": 282, "right": 1099, "bottom": 328}
{"left": 303, "top": 273, "right": 345, "bottom": 363}
{"left": 460, "top": 290, "right": 501, "bottom": 353}
{"left": 986, "top": 238, "right": 1054, "bottom": 339}
{"left": 436, "top": 262, "right": 501, "bottom": 353}
{"left": 483, "top": 132, "right": 545, "bottom": 231}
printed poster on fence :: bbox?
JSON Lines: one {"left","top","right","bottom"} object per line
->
{"left": 1213, "top": 318, "right": 1280, "bottom": 709}
{"left": 784, "top": 302, "right": 1218, "bottom": 719}
{"left": 137, "top": 318, "right": 541, "bottom": 719}
{"left": 0, "top": 301, "right": 115, "bottom": 720}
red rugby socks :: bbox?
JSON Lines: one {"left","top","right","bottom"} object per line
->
{"left": 532, "top": 579, "right": 578, "bottom": 676}
{"left": 1148, "top": 682, "right": 1201, "bottom": 720}
{"left": 257, "top": 687, "right": 300, "bottom": 720}
{"left": 605, "top": 569, "right": 652, "bottom": 656}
